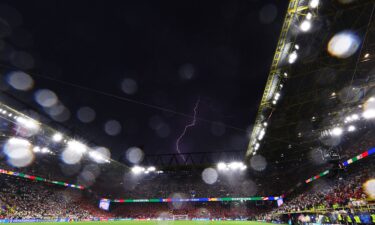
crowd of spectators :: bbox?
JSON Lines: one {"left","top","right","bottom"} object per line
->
{"left": 270, "top": 157, "right": 374, "bottom": 215}
{"left": 0, "top": 175, "right": 112, "bottom": 219}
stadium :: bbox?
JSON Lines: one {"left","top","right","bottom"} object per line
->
{"left": 0, "top": 0, "right": 374, "bottom": 225}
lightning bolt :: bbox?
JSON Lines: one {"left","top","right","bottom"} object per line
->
{"left": 176, "top": 98, "right": 200, "bottom": 162}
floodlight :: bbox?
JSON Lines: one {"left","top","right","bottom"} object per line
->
{"left": 52, "top": 133, "right": 63, "bottom": 142}
{"left": 331, "top": 127, "right": 343, "bottom": 136}
{"left": 309, "top": 0, "right": 319, "bottom": 8}
{"left": 300, "top": 20, "right": 312, "bottom": 32}
{"left": 16, "top": 117, "right": 40, "bottom": 131}
{"left": 217, "top": 162, "right": 227, "bottom": 170}
{"left": 347, "top": 125, "right": 356, "bottom": 132}
{"left": 306, "top": 12, "right": 313, "bottom": 20}
{"left": 288, "top": 51, "right": 298, "bottom": 64}
{"left": 67, "top": 140, "right": 87, "bottom": 153}
{"left": 33, "top": 146, "right": 41, "bottom": 153}
{"left": 131, "top": 166, "right": 145, "bottom": 174}
{"left": 363, "top": 109, "right": 375, "bottom": 119}
{"left": 257, "top": 128, "right": 266, "bottom": 141}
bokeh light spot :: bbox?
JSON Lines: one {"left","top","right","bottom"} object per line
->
{"left": 201, "top": 168, "right": 218, "bottom": 185}
{"left": 34, "top": 89, "right": 58, "bottom": 107}
{"left": 7, "top": 71, "right": 34, "bottom": 91}
{"left": 328, "top": 31, "right": 360, "bottom": 58}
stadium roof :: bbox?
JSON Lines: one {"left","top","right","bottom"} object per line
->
{"left": 246, "top": 0, "right": 375, "bottom": 193}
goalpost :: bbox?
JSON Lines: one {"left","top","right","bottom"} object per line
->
{"left": 172, "top": 215, "right": 189, "bottom": 220}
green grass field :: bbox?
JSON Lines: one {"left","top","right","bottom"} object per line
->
{"left": 16, "top": 221, "right": 277, "bottom": 225}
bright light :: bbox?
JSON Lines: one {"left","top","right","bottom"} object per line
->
{"left": 328, "top": 31, "right": 360, "bottom": 58}
{"left": 217, "top": 162, "right": 227, "bottom": 170}
{"left": 147, "top": 166, "right": 156, "bottom": 172}
{"left": 295, "top": 44, "right": 300, "bottom": 50}
{"left": 309, "top": 0, "right": 319, "bottom": 8}
{"left": 363, "top": 109, "right": 375, "bottom": 119}
{"left": 4, "top": 138, "right": 34, "bottom": 167}
{"left": 217, "top": 162, "right": 247, "bottom": 171}
{"left": 254, "top": 143, "right": 260, "bottom": 150}
{"left": 67, "top": 140, "right": 87, "bottom": 153}
{"left": 229, "top": 162, "right": 244, "bottom": 170}
{"left": 89, "top": 147, "right": 111, "bottom": 163}
{"left": 306, "top": 12, "right": 313, "bottom": 20}
{"left": 364, "top": 53, "right": 370, "bottom": 58}
{"left": 263, "top": 122, "right": 268, "bottom": 127}
{"left": 33, "top": 146, "right": 41, "bottom": 153}
{"left": 351, "top": 114, "right": 359, "bottom": 120}
{"left": 41, "top": 147, "right": 50, "bottom": 154}
{"left": 274, "top": 92, "right": 280, "bottom": 100}
{"left": 300, "top": 20, "right": 312, "bottom": 32}
{"left": 131, "top": 166, "right": 145, "bottom": 174}
{"left": 16, "top": 117, "right": 40, "bottom": 131}
{"left": 288, "top": 51, "right": 298, "bottom": 64}
{"left": 331, "top": 127, "right": 343, "bottom": 136}
{"left": 52, "top": 133, "right": 63, "bottom": 142}
{"left": 347, "top": 125, "right": 356, "bottom": 132}
{"left": 258, "top": 128, "right": 266, "bottom": 141}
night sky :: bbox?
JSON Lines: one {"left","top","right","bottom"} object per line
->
{"left": 0, "top": 0, "right": 288, "bottom": 162}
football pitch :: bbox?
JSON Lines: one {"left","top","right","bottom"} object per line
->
{"left": 16, "top": 221, "right": 278, "bottom": 225}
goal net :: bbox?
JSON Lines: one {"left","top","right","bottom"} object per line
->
{"left": 172, "top": 215, "right": 189, "bottom": 220}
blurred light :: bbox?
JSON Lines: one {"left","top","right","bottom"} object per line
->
{"left": 274, "top": 92, "right": 280, "bottom": 100}
{"left": 288, "top": 51, "right": 298, "bottom": 64}
{"left": 52, "top": 133, "right": 63, "bottom": 142}
{"left": 363, "top": 109, "right": 375, "bottom": 119}
{"left": 201, "top": 168, "right": 218, "bottom": 185}
{"left": 295, "top": 44, "right": 300, "bottom": 50}
{"left": 89, "top": 150, "right": 109, "bottom": 164}
{"left": 7, "top": 71, "right": 34, "bottom": 91}
{"left": 77, "top": 106, "right": 96, "bottom": 123}
{"left": 34, "top": 89, "right": 58, "bottom": 108}
{"left": 217, "top": 162, "right": 227, "bottom": 170}
{"left": 309, "top": 0, "right": 319, "bottom": 8}
{"left": 61, "top": 140, "right": 87, "bottom": 164}
{"left": 254, "top": 143, "right": 260, "bottom": 150}
{"left": 364, "top": 53, "right": 370, "bottom": 58}
{"left": 272, "top": 100, "right": 277, "bottom": 105}
{"left": 147, "top": 166, "right": 156, "bottom": 172}
{"left": 300, "top": 20, "right": 312, "bottom": 32}
{"left": 131, "top": 166, "right": 145, "bottom": 174}
{"left": 257, "top": 128, "right": 266, "bottom": 141}
{"left": 347, "top": 125, "right": 356, "bottom": 132}
{"left": 331, "top": 127, "right": 343, "bottom": 136}
{"left": 125, "top": 147, "right": 144, "bottom": 164}
{"left": 328, "top": 31, "right": 360, "bottom": 58}
{"left": 41, "top": 147, "right": 50, "bottom": 154}
{"left": 67, "top": 140, "right": 87, "bottom": 153}
{"left": 4, "top": 138, "right": 34, "bottom": 167}
{"left": 283, "top": 72, "right": 288, "bottom": 77}
{"left": 16, "top": 117, "right": 40, "bottom": 131}
{"left": 90, "top": 147, "right": 111, "bottom": 164}
{"left": 229, "top": 162, "right": 244, "bottom": 170}
{"left": 351, "top": 114, "right": 359, "bottom": 120}
{"left": 33, "top": 146, "right": 41, "bottom": 153}
{"left": 263, "top": 122, "right": 268, "bottom": 127}
{"left": 363, "top": 179, "right": 375, "bottom": 199}
{"left": 121, "top": 78, "right": 138, "bottom": 95}
{"left": 306, "top": 12, "right": 313, "bottom": 20}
